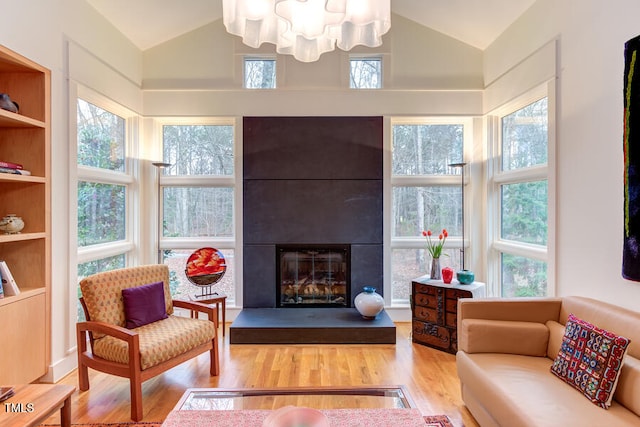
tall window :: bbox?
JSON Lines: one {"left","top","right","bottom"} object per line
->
{"left": 390, "top": 118, "right": 470, "bottom": 304}
{"left": 244, "top": 57, "right": 276, "bottom": 89}
{"left": 160, "top": 119, "right": 237, "bottom": 304}
{"left": 76, "top": 94, "right": 136, "bottom": 320}
{"left": 488, "top": 86, "right": 552, "bottom": 297}
{"left": 350, "top": 57, "right": 382, "bottom": 89}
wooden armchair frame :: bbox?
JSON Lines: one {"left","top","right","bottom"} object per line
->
{"left": 77, "top": 294, "right": 219, "bottom": 421}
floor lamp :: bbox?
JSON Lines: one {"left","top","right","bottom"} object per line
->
{"left": 449, "top": 162, "right": 474, "bottom": 284}
{"left": 152, "top": 162, "right": 171, "bottom": 263}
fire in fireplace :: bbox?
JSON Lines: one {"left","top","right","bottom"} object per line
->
{"left": 276, "top": 244, "right": 350, "bottom": 307}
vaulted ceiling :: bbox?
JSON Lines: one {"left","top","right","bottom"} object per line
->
{"left": 86, "top": 0, "right": 535, "bottom": 51}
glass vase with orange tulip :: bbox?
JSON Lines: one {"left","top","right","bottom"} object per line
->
{"left": 422, "top": 229, "right": 448, "bottom": 280}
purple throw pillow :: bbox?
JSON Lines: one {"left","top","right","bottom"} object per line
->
{"left": 122, "top": 281, "right": 168, "bottom": 329}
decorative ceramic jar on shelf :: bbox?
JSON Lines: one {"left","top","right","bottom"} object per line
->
{"left": 354, "top": 286, "right": 384, "bottom": 320}
{"left": 0, "top": 214, "right": 24, "bottom": 234}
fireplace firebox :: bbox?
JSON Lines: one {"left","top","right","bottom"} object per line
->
{"left": 276, "top": 244, "right": 350, "bottom": 307}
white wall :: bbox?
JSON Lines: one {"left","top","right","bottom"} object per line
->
{"left": 484, "top": 0, "right": 640, "bottom": 311}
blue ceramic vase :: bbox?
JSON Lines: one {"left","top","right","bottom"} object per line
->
{"left": 457, "top": 269, "right": 475, "bottom": 285}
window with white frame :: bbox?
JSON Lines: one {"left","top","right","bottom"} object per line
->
{"left": 76, "top": 94, "right": 137, "bottom": 320}
{"left": 390, "top": 119, "right": 470, "bottom": 303}
{"left": 350, "top": 56, "right": 382, "bottom": 89}
{"left": 488, "top": 86, "right": 552, "bottom": 297}
{"left": 244, "top": 57, "right": 276, "bottom": 89}
{"left": 159, "top": 120, "right": 237, "bottom": 304}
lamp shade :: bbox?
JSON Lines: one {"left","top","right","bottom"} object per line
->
{"left": 222, "top": 0, "right": 391, "bottom": 62}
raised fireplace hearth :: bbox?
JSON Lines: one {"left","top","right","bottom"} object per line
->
{"left": 230, "top": 308, "right": 396, "bottom": 344}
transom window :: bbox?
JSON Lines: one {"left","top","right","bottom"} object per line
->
{"left": 244, "top": 57, "right": 276, "bottom": 89}
{"left": 350, "top": 57, "right": 382, "bottom": 89}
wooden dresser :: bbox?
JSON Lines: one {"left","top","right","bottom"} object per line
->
{"left": 411, "top": 276, "right": 485, "bottom": 354}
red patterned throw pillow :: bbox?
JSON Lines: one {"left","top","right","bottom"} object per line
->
{"left": 550, "top": 313, "right": 630, "bottom": 408}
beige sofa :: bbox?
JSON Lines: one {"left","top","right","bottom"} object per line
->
{"left": 456, "top": 296, "right": 640, "bottom": 427}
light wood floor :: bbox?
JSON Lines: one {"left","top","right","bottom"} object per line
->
{"left": 45, "top": 322, "right": 479, "bottom": 427}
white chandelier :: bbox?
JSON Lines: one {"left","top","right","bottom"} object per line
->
{"left": 222, "top": 0, "right": 391, "bottom": 62}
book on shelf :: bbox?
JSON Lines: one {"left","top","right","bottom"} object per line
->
{"left": 0, "top": 166, "right": 30, "bottom": 176}
{"left": 0, "top": 261, "right": 19, "bottom": 296}
{"left": 0, "top": 268, "right": 3, "bottom": 299}
{"left": 0, "top": 160, "right": 22, "bottom": 170}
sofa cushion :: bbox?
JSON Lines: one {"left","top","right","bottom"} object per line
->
{"left": 545, "top": 320, "right": 565, "bottom": 359}
{"left": 457, "top": 352, "right": 640, "bottom": 427}
{"left": 550, "top": 314, "right": 630, "bottom": 408}
{"left": 122, "top": 281, "right": 168, "bottom": 328}
{"left": 615, "top": 355, "right": 640, "bottom": 417}
{"left": 93, "top": 315, "right": 215, "bottom": 370}
{"left": 460, "top": 319, "right": 549, "bottom": 356}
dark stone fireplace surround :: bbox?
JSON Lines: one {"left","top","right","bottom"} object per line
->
{"left": 242, "top": 116, "right": 384, "bottom": 308}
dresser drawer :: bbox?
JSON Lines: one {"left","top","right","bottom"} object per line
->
{"left": 414, "top": 292, "right": 438, "bottom": 308}
{"left": 412, "top": 320, "right": 451, "bottom": 350}
{"left": 414, "top": 283, "right": 438, "bottom": 295}
{"left": 414, "top": 306, "right": 438, "bottom": 322}
{"left": 445, "top": 298, "right": 458, "bottom": 313}
{"left": 446, "top": 288, "right": 472, "bottom": 299}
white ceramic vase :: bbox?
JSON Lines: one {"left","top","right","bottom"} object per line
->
{"left": 354, "top": 286, "right": 384, "bottom": 320}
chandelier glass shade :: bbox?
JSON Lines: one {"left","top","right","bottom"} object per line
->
{"left": 222, "top": 0, "right": 391, "bottom": 62}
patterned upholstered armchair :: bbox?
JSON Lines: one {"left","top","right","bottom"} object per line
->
{"left": 76, "top": 264, "right": 219, "bottom": 421}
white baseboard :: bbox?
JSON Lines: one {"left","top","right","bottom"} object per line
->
{"left": 41, "top": 350, "right": 78, "bottom": 383}
{"left": 383, "top": 306, "right": 412, "bottom": 322}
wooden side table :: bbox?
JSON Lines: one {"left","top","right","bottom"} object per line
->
{"left": 411, "top": 275, "right": 485, "bottom": 354}
{"left": 189, "top": 292, "right": 227, "bottom": 336}
{"left": 0, "top": 384, "right": 75, "bottom": 427}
